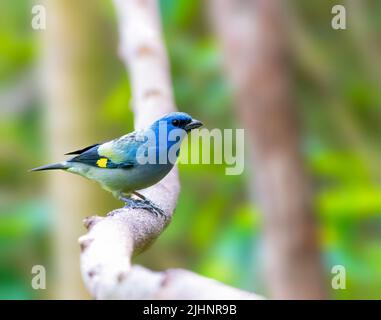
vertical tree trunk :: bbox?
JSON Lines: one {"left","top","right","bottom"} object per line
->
{"left": 211, "top": 0, "right": 326, "bottom": 299}
{"left": 41, "top": 0, "right": 110, "bottom": 299}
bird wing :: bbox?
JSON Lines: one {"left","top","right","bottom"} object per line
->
{"left": 67, "top": 131, "right": 144, "bottom": 169}
{"left": 65, "top": 143, "right": 100, "bottom": 155}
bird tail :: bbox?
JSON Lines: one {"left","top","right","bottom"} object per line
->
{"left": 30, "top": 162, "right": 68, "bottom": 172}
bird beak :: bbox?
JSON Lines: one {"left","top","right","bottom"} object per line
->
{"left": 185, "top": 119, "right": 203, "bottom": 132}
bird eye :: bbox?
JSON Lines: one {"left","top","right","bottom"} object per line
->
{"left": 172, "top": 119, "right": 180, "bottom": 127}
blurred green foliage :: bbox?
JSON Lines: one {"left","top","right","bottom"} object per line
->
{"left": 1, "top": 0, "right": 381, "bottom": 299}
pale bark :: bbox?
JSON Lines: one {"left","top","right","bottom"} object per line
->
{"left": 211, "top": 0, "right": 326, "bottom": 299}
{"left": 79, "top": 0, "right": 262, "bottom": 300}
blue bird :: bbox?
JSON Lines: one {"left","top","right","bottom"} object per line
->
{"left": 31, "top": 112, "right": 203, "bottom": 217}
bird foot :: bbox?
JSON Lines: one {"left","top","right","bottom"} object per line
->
{"left": 120, "top": 196, "right": 166, "bottom": 219}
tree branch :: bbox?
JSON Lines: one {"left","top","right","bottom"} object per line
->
{"left": 79, "top": 0, "right": 262, "bottom": 300}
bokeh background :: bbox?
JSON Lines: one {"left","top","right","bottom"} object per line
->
{"left": 1, "top": 0, "right": 381, "bottom": 299}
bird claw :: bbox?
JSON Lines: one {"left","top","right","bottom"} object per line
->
{"left": 120, "top": 196, "right": 167, "bottom": 219}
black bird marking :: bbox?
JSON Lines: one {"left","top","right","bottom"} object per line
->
{"left": 65, "top": 143, "right": 100, "bottom": 155}
{"left": 67, "top": 145, "right": 134, "bottom": 169}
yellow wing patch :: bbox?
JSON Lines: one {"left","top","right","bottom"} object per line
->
{"left": 96, "top": 158, "right": 108, "bottom": 168}
{"left": 98, "top": 141, "right": 124, "bottom": 163}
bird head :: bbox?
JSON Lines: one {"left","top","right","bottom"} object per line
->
{"left": 145, "top": 112, "right": 203, "bottom": 164}
{"left": 151, "top": 112, "right": 203, "bottom": 133}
